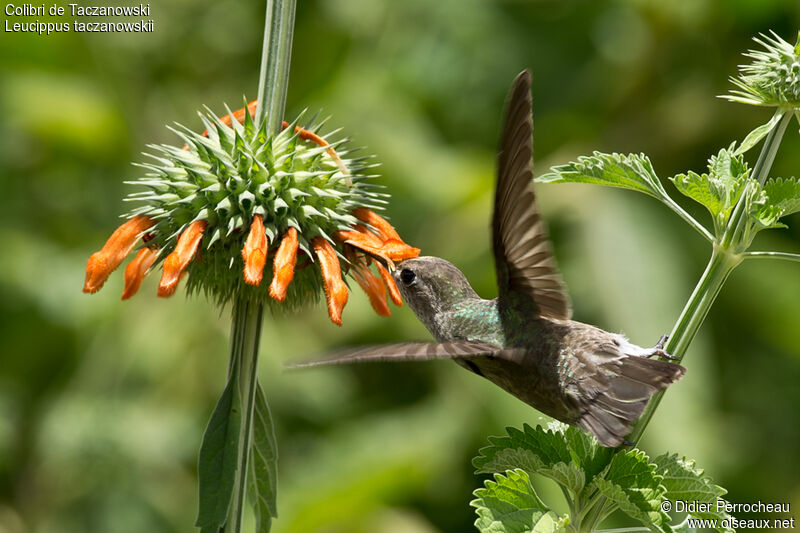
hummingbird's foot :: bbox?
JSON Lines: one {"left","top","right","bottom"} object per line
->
{"left": 655, "top": 334, "right": 669, "bottom": 350}
{"left": 645, "top": 347, "right": 681, "bottom": 361}
{"left": 643, "top": 334, "right": 680, "bottom": 361}
{"left": 621, "top": 438, "right": 635, "bottom": 447}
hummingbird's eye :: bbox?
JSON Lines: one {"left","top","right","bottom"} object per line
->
{"left": 399, "top": 268, "right": 416, "bottom": 285}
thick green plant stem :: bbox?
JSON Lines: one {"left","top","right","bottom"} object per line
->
{"left": 223, "top": 1, "right": 295, "bottom": 531}
{"left": 255, "top": 0, "right": 296, "bottom": 130}
{"left": 626, "top": 245, "right": 740, "bottom": 444}
{"left": 225, "top": 297, "right": 265, "bottom": 533}
{"left": 626, "top": 110, "right": 791, "bottom": 446}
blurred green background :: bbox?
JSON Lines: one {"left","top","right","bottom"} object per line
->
{"left": 2, "top": 0, "right": 800, "bottom": 531}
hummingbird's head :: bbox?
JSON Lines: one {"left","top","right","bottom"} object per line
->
{"left": 392, "top": 256, "right": 480, "bottom": 334}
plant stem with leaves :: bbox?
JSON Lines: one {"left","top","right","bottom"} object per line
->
{"left": 225, "top": 297, "right": 265, "bottom": 533}
{"left": 473, "top": 30, "right": 800, "bottom": 533}
{"left": 198, "top": 1, "right": 295, "bottom": 532}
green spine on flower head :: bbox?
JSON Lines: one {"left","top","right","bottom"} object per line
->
{"left": 124, "top": 103, "right": 387, "bottom": 310}
{"left": 726, "top": 31, "right": 800, "bottom": 108}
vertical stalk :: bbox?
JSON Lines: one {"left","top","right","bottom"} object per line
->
{"left": 625, "top": 110, "right": 791, "bottom": 446}
{"left": 255, "top": 0, "right": 296, "bottom": 131}
{"left": 722, "top": 110, "right": 792, "bottom": 250}
{"left": 626, "top": 246, "right": 740, "bottom": 443}
{"left": 224, "top": 1, "right": 295, "bottom": 531}
{"left": 225, "top": 297, "right": 264, "bottom": 533}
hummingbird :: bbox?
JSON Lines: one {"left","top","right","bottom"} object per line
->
{"left": 294, "top": 71, "right": 685, "bottom": 447}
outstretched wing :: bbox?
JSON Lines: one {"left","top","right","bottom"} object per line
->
{"left": 493, "top": 71, "right": 571, "bottom": 319}
{"left": 286, "top": 340, "right": 499, "bottom": 368}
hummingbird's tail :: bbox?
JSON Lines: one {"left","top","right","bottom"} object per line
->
{"left": 576, "top": 356, "right": 685, "bottom": 447}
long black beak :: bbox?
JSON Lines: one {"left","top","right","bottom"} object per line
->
{"left": 368, "top": 252, "right": 396, "bottom": 272}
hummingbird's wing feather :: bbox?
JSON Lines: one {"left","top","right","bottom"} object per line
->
{"left": 493, "top": 70, "right": 571, "bottom": 320}
{"left": 286, "top": 340, "right": 499, "bottom": 368}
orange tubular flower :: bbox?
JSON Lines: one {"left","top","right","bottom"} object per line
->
{"left": 312, "top": 237, "right": 349, "bottom": 325}
{"left": 242, "top": 215, "right": 269, "bottom": 286}
{"left": 352, "top": 260, "right": 391, "bottom": 317}
{"left": 87, "top": 99, "right": 420, "bottom": 324}
{"left": 122, "top": 247, "right": 159, "bottom": 300}
{"left": 334, "top": 211, "right": 420, "bottom": 264}
{"left": 353, "top": 207, "right": 402, "bottom": 242}
{"left": 269, "top": 227, "right": 299, "bottom": 302}
{"left": 377, "top": 239, "right": 421, "bottom": 261}
{"left": 375, "top": 262, "right": 403, "bottom": 306}
{"left": 84, "top": 215, "right": 155, "bottom": 294}
{"left": 158, "top": 220, "right": 207, "bottom": 298}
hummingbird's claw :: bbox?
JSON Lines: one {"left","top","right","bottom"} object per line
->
{"left": 621, "top": 439, "right": 635, "bottom": 447}
{"left": 642, "top": 334, "right": 679, "bottom": 361}
{"left": 655, "top": 334, "right": 669, "bottom": 350}
{"left": 645, "top": 347, "right": 681, "bottom": 361}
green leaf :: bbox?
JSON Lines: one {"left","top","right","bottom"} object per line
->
{"left": 196, "top": 372, "right": 242, "bottom": 532}
{"left": 474, "top": 424, "right": 584, "bottom": 493}
{"left": 670, "top": 148, "right": 749, "bottom": 236}
{"left": 590, "top": 449, "right": 669, "bottom": 533}
{"left": 746, "top": 181, "right": 785, "bottom": 232}
{"left": 471, "top": 469, "right": 565, "bottom": 533}
{"left": 474, "top": 424, "right": 572, "bottom": 472}
{"left": 653, "top": 454, "right": 733, "bottom": 533}
{"left": 540, "top": 152, "right": 714, "bottom": 240}
{"left": 248, "top": 381, "right": 279, "bottom": 533}
{"left": 734, "top": 112, "right": 782, "bottom": 155}
{"left": 763, "top": 176, "right": 800, "bottom": 217}
{"left": 563, "top": 425, "right": 614, "bottom": 482}
{"left": 538, "top": 152, "right": 667, "bottom": 199}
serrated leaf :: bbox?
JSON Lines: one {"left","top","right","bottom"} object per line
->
{"left": 538, "top": 152, "right": 667, "bottom": 199}
{"left": 471, "top": 469, "right": 564, "bottom": 533}
{"left": 196, "top": 372, "right": 242, "bottom": 531}
{"left": 670, "top": 148, "right": 749, "bottom": 237}
{"left": 746, "top": 181, "right": 785, "bottom": 231}
{"left": 538, "top": 462, "right": 585, "bottom": 496}
{"left": 475, "top": 424, "right": 572, "bottom": 473}
{"left": 248, "top": 381, "right": 278, "bottom": 533}
{"left": 763, "top": 176, "right": 800, "bottom": 217}
{"left": 593, "top": 479, "right": 666, "bottom": 533}
{"left": 734, "top": 112, "right": 782, "bottom": 155}
{"left": 653, "top": 454, "right": 733, "bottom": 533}
{"left": 590, "top": 449, "right": 669, "bottom": 533}
{"left": 539, "top": 152, "right": 715, "bottom": 239}
{"left": 563, "top": 425, "right": 614, "bottom": 482}
{"left": 475, "top": 424, "right": 598, "bottom": 496}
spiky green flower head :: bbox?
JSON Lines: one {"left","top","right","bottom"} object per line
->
{"left": 99, "top": 103, "right": 419, "bottom": 316}
{"left": 725, "top": 31, "right": 800, "bottom": 109}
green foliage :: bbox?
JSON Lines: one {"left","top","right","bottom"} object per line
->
{"left": 734, "top": 112, "right": 782, "bottom": 156}
{"left": 196, "top": 372, "right": 242, "bottom": 532}
{"left": 473, "top": 424, "right": 731, "bottom": 533}
{"left": 539, "top": 152, "right": 667, "bottom": 199}
{"left": 652, "top": 454, "right": 733, "bottom": 533}
{"left": 590, "top": 450, "right": 669, "bottom": 532}
{"left": 471, "top": 469, "right": 566, "bottom": 533}
{"left": 249, "top": 382, "right": 279, "bottom": 533}
{"left": 669, "top": 147, "right": 800, "bottom": 245}
{"left": 542, "top": 141, "right": 800, "bottom": 252}
{"left": 670, "top": 148, "right": 749, "bottom": 237}
{"left": 474, "top": 423, "right": 588, "bottom": 495}
{"left": 538, "top": 152, "right": 713, "bottom": 240}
